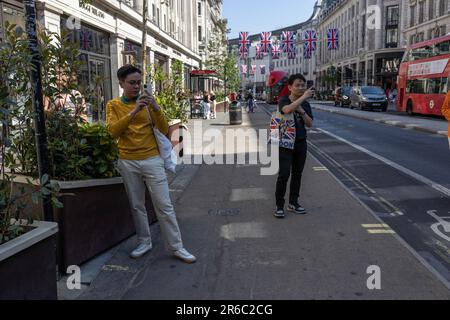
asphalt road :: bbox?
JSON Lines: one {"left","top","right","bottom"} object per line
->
{"left": 311, "top": 107, "right": 450, "bottom": 189}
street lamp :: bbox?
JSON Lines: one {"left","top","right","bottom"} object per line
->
{"left": 24, "top": 0, "right": 53, "bottom": 221}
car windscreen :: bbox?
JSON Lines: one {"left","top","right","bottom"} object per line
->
{"left": 342, "top": 87, "right": 352, "bottom": 95}
{"left": 361, "top": 87, "right": 385, "bottom": 95}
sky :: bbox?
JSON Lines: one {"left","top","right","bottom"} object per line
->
{"left": 222, "top": 0, "right": 318, "bottom": 40}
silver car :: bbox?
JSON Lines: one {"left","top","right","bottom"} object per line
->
{"left": 350, "top": 86, "right": 388, "bottom": 111}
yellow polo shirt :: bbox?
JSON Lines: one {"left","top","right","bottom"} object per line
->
{"left": 106, "top": 97, "right": 169, "bottom": 160}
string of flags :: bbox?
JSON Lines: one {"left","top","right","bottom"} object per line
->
{"left": 238, "top": 28, "right": 340, "bottom": 73}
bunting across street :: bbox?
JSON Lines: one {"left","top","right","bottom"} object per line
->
{"left": 260, "top": 31, "right": 272, "bottom": 53}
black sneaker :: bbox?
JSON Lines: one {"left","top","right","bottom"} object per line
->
{"left": 287, "top": 203, "right": 307, "bottom": 214}
{"left": 274, "top": 208, "right": 285, "bottom": 219}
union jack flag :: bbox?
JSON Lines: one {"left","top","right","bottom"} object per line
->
{"left": 79, "top": 30, "right": 92, "bottom": 50}
{"left": 260, "top": 31, "right": 272, "bottom": 53}
{"left": 260, "top": 65, "right": 266, "bottom": 75}
{"left": 327, "top": 28, "right": 339, "bottom": 50}
{"left": 282, "top": 126, "right": 296, "bottom": 142}
{"left": 239, "top": 31, "right": 251, "bottom": 51}
{"left": 302, "top": 29, "right": 317, "bottom": 52}
{"left": 255, "top": 45, "right": 263, "bottom": 60}
{"left": 287, "top": 46, "right": 297, "bottom": 59}
{"left": 270, "top": 116, "right": 281, "bottom": 130}
{"left": 239, "top": 45, "right": 248, "bottom": 60}
{"left": 303, "top": 43, "right": 312, "bottom": 59}
{"left": 250, "top": 65, "right": 256, "bottom": 75}
{"left": 271, "top": 44, "right": 281, "bottom": 59}
{"left": 281, "top": 31, "right": 296, "bottom": 53}
{"left": 241, "top": 64, "right": 248, "bottom": 74}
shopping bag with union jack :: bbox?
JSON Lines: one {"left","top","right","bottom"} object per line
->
{"left": 269, "top": 111, "right": 296, "bottom": 150}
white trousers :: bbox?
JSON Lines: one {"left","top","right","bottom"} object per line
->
{"left": 118, "top": 156, "right": 183, "bottom": 251}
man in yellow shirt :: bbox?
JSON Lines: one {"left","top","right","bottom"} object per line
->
{"left": 106, "top": 65, "right": 196, "bottom": 263}
{"left": 443, "top": 90, "right": 450, "bottom": 149}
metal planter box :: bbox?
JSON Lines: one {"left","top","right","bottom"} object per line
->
{"left": 12, "top": 176, "right": 156, "bottom": 273}
{"left": 0, "top": 220, "right": 58, "bottom": 300}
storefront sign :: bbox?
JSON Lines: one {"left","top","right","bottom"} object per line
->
{"left": 79, "top": 1, "right": 105, "bottom": 19}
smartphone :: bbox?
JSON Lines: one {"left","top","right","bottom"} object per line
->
{"left": 143, "top": 84, "right": 153, "bottom": 96}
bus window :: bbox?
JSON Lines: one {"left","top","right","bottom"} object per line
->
{"left": 427, "top": 78, "right": 441, "bottom": 94}
{"left": 436, "top": 40, "right": 450, "bottom": 56}
{"left": 407, "top": 79, "right": 427, "bottom": 93}
{"left": 411, "top": 46, "right": 433, "bottom": 60}
{"left": 441, "top": 77, "right": 449, "bottom": 94}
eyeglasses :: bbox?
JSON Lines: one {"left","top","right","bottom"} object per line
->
{"left": 127, "top": 80, "right": 142, "bottom": 86}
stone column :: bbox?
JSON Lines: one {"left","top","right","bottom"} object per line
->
{"left": 111, "top": 36, "right": 125, "bottom": 98}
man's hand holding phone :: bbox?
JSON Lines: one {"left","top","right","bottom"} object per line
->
{"left": 302, "top": 86, "right": 315, "bottom": 100}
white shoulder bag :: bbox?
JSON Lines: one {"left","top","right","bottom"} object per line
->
{"left": 146, "top": 107, "right": 178, "bottom": 173}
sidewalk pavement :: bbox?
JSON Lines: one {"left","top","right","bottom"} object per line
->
{"left": 58, "top": 106, "right": 450, "bottom": 300}
{"left": 311, "top": 100, "right": 448, "bottom": 137}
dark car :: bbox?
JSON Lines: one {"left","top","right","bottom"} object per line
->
{"left": 334, "top": 86, "right": 352, "bottom": 108}
{"left": 350, "top": 86, "right": 388, "bottom": 111}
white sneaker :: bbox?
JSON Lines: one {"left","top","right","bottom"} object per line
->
{"left": 130, "top": 243, "right": 152, "bottom": 259}
{"left": 174, "top": 248, "right": 197, "bottom": 264}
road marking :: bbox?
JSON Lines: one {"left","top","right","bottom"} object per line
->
{"left": 362, "top": 224, "right": 390, "bottom": 228}
{"left": 362, "top": 224, "right": 396, "bottom": 234}
{"left": 367, "top": 229, "right": 396, "bottom": 234}
{"left": 316, "top": 128, "right": 450, "bottom": 198}
{"left": 313, "top": 166, "right": 329, "bottom": 171}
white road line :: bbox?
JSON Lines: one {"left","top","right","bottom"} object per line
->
{"left": 367, "top": 229, "right": 396, "bottom": 235}
{"left": 317, "top": 128, "right": 450, "bottom": 198}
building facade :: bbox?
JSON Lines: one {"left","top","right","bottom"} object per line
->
{"left": 0, "top": 0, "right": 223, "bottom": 118}
{"left": 316, "top": 0, "right": 405, "bottom": 93}
{"left": 402, "top": 0, "right": 449, "bottom": 45}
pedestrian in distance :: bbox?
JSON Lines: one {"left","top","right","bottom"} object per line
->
{"left": 106, "top": 65, "right": 196, "bottom": 263}
{"left": 209, "top": 91, "right": 217, "bottom": 119}
{"left": 442, "top": 89, "right": 450, "bottom": 149}
{"left": 274, "top": 74, "right": 315, "bottom": 219}
{"left": 247, "top": 91, "right": 255, "bottom": 113}
{"left": 202, "top": 91, "right": 211, "bottom": 120}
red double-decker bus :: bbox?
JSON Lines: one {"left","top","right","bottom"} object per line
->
{"left": 266, "top": 71, "right": 289, "bottom": 104}
{"left": 397, "top": 34, "right": 450, "bottom": 116}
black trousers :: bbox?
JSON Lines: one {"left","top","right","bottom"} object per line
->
{"left": 275, "top": 139, "right": 308, "bottom": 208}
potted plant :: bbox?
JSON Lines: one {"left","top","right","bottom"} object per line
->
{"left": 0, "top": 173, "right": 61, "bottom": 300}
{"left": 0, "top": 23, "right": 62, "bottom": 298}
{"left": 2, "top": 24, "right": 156, "bottom": 274}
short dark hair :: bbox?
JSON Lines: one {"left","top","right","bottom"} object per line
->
{"left": 117, "top": 65, "right": 142, "bottom": 81}
{"left": 288, "top": 74, "right": 306, "bottom": 85}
